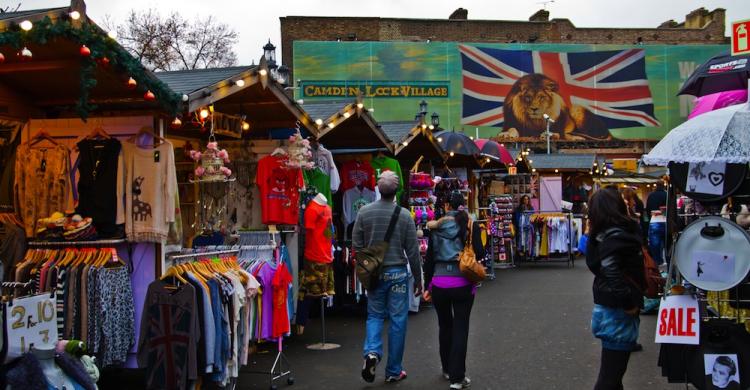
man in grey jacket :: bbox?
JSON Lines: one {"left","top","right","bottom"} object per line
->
{"left": 354, "top": 171, "right": 422, "bottom": 384}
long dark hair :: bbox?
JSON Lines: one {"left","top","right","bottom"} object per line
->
{"left": 588, "top": 187, "right": 638, "bottom": 237}
{"left": 448, "top": 192, "right": 469, "bottom": 243}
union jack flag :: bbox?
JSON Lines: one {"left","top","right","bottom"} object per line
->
{"left": 459, "top": 45, "right": 660, "bottom": 130}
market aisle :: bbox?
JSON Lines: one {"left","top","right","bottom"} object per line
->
{"left": 240, "top": 262, "right": 682, "bottom": 390}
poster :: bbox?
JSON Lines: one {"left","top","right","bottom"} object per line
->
{"left": 704, "top": 354, "right": 741, "bottom": 390}
{"left": 3, "top": 293, "right": 58, "bottom": 363}
{"left": 685, "top": 161, "right": 727, "bottom": 195}
{"left": 655, "top": 294, "right": 700, "bottom": 345}
{"left": 691, "top": 250, "right": 735, "bottom": 283}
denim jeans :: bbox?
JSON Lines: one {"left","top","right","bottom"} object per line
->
{"left": 647, "top": 222, "right": 666, "bottom": 265}
{"left": 363, "top": 266, "right": 409, "bottom": 376}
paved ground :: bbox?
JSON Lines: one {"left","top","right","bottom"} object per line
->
{"left": 240, "top": 260, "right": 686, "bottom": 390}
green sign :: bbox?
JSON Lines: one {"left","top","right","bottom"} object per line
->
{"left": 293, "top": 41, "right": 727, "bottom": 140}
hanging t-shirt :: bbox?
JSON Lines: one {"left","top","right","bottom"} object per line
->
{"left": 370, "top": 155, "right": 404, "bottom": 199}
{"left": 313, "top": 145, "right": 340, "bottom": 193}
{"left": 256, "top": 155, "right": 304, "bottom": 225}
{"left": 304, "top": 200, "right": 333, "bottom": 263}
{"left": 303, "top": 168, "right": 332, "bottom": 207}
{"left": 271, "top": 263, "right": 293, "bottom": 339}
{"left": 340, "top": 160, "right": 375, "bottom": 192}
{"left": 343, "top": 186, "right": 376, "bottom": 226}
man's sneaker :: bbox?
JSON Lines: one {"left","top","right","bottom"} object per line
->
{"left": 361, "top": 353, "right": 379, "bottom": 383}
{"left": 442, "top": 372, "right": 450, "bottom": 380}
{"left": 385, "top": 371, "right": 408, "bottom": 383}
{"left": 449, "top": 377, "right": 471, "bottom": 389}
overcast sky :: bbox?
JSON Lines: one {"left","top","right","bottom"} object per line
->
{"left": 8, "top": 0, "right": 750, "bottom": 65}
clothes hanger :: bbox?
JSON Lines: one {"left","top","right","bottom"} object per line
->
{"left": 27, "top": 129, "right": 60, "bottom": 147}
{"left": 127, "top": 126, "right": 166, "bottom": 148}
{"left": 271, "top": 147, "right": 288, "bottom": 156}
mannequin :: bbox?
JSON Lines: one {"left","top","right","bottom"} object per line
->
{"left": 297, "top": 193, "right": 335, "bottom": 334}
{"left": 33, "top": 346, "right": 76, "bottom": 390}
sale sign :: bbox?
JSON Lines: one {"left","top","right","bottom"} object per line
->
{"left": 732, "top": 19, "right": 750, "bottom": 56}
{"left": 3, "top": 293, "right": 58, "bottom": 363}
{"left": 655, "top": 295, "right": 700, "bottom": 345}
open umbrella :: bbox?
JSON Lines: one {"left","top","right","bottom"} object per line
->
{"left": 474, "top": 139, "right": 514, "bottom": 164}
{"left": 678, "top": 52, "right": 750, "bottom": 97}
{"left": 688, "top": 89, "right": 747, "bottom": 119}
{"left": 643, "top": 103, "right": 750, "bottom": 166}
{"left": 435, "top": 130, "right": 480, "bottom": 156}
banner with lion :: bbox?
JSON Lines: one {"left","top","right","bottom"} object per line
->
{"left": 459, "top": 45, "right": 661, "bottom": 140}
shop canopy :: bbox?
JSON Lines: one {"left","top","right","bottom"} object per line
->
{"left": 0, "top": 3, "right": 181, "bottom": 121}
{"left": 511, "top": 152, "right": 597, "bottom": 173}
{"left": 595, "top": 173, "right": 661, "bottom": 185}
{"left": 157, "top": 58, "right": 315, "bottom": 138}
{"left": 381, "top": 121, "right": 445, "bottom": 163}
{"left": 302, "top": 99, "right": 393, "bottom": 152}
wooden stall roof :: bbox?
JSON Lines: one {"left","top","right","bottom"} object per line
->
{"left": 381, "top": 121, "right": 445, "bottom": 163}
{"left": 302, "top": 99, "right": 393, "bottom": 153}
{"left": 0, "top": 4, "right": 180, "bottom": 120}
{"left": 156, "top": 59, "right": 316, "bottom": 137}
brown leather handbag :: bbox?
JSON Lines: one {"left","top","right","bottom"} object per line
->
{"left": 459, "top": 220, "right": 486, "bottom": 283}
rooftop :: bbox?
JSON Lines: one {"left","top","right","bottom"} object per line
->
{"left": 155, "top": 66, "right": 255, "bottom": 95}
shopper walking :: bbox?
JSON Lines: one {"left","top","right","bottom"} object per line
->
{"left": 353, "top": 171, "right": 423, "bottom": 384}
{"left": 586, "top": 188, "right": 646, "bottom": 390}
{"left": 423, "top": 192, "right": 475, "bottom": 389}
{"left": 645, "top": 181, "right": 668, "bottom": 265}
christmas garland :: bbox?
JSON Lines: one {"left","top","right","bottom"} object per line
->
{"left": 0, "top": 16, "right": 182, "bottom": 119}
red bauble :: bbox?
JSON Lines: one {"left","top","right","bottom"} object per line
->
{"left": 170, "top": 117, "right": 183, "bottom": 129}
{"left": 0, "top": 53, "right": 5, "bottom": 64}
{"left": 79, "top": 45, "right": 91, "bottom": 57}
{"left": 144, "top": 90, "right": 156, "bottom": 101}
{"left": 126, "top": 77, "right": 137, "bottom": 90}
{"left": 97, "top": 57, "right": 110, "bottom": 67}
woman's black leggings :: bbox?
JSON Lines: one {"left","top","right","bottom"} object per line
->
{"left": 432, "top": 285, "right": 474, "bottom": 383}
{"left": 594, "top": 348, "right": 631, "bottom": 390}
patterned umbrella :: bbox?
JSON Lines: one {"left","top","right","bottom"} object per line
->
{"left": 474, "top": 139, "right": 514, "bottom": 164}
{"left": 434, "top": 130, "right": 480, "bottom": 156}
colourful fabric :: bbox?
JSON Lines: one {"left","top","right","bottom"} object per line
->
{"left": 339, "top": 160, "right": 375, "bottom": 192}
{"left": 256, "top": 155, "right": 304, "bottom": 225}
{"left": 431, "top": 275, "right": 472, "bottom": 289}
{"left": 271, "top": 263, "right": 293, "bottom": 339}
{"left": 298, "top": 260, "right": 335, "bottom": 299}
{"left": 255, "top": 263, "right": 275, "bottom": 340}
{"left": 303, "top": 200, "right": 333, "bottom": 263}
{"left": 591, "top": 304, "right": 640, "bottom": 351}
{"left": 303, "top": 168, "right": 332, "bottom": 207}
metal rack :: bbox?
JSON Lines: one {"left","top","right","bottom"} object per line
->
{"left": 517, "top": 210, "right": 575, "bottom": 267}
{"left": 27, "top": 239, "right": 127, "bottom": 247}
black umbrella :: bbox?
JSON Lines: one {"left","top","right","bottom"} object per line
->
{"left": 678, "top": 52, "right": 750, "bottom": 97}
{"left": 434, "top": 130, "right": 480, "bottom": 156}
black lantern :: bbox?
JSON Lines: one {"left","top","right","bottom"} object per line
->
{"left": 277, "top": 65, "right": 290, "bottom": 85}
{"left": 263, "top": 40, "right": 276, "bottom": 64}
{"left": 431, "top": 112, "right": 439, "bottom": 127}
{"left": 419, "top": 100, "right": 428, "bottom": 115}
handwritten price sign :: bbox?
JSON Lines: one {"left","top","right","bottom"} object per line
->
{"left": 3, "top": 293, "right": 58, "bottom": 362}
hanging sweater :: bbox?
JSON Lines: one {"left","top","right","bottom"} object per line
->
{"left": 74, "top": 138, "right": 125, "bottom": 238}
{"left": 122, "top": 141, "right": 177, "bottom": 242}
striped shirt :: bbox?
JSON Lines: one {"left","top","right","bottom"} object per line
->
{"left": 352, "top": 200, "right": 422, "bottom": 286}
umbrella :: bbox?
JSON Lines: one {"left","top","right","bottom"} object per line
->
{"left": 688, "top": 89, "right": 747, "bottom": 119}
{"left": 678, "top": 52, "right": 750, "bottom": 97}
{"left": 643, "top": 103, "right": 750, "bottom": 166}
{"left": 435, "top": 130, "right": 480, "bottom": 156}
{"left": 474, "top": 139, "right": 514, "bottom": 164}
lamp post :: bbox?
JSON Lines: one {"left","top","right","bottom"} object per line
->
{"left": 542, "top": 113, "right": 555, "bottom": 155}
{"left": 277, "top": 65, "right": 290, "bottom": 86}
{"left": 431, "top": 112, "right": 439, "bottom": 128}
{"left": 263, "top": 40, "right": 276, "bottom": 64}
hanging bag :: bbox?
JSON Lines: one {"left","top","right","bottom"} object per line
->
{"left": 355, "top": 206, "right": 402, "bottom": 290}
{"left": 459, "top": 219, "right": 487, "bottom": 283}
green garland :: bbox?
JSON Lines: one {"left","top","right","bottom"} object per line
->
{"left": 0, "top": 16, "right": 182, "bottom": 120}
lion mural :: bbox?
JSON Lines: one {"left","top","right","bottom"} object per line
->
{"left": 499, "top": 74, "right": 610, "bottom": 140}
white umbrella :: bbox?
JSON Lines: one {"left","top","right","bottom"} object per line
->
{"left": 643, "top": 103, "right": 750, "bottom": 166}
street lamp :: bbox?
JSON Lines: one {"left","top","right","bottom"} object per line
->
{"left": 542, "top": 113, "right": 555, "bottom": 155}
{"left": 419, "top": 100, "right": 428, "bottom": 115}
{"left": 431, "top": 112, "right": 440, "bottom": 128}
{"left": 277, "top": 65, "right": 290, "bottom": 86}
{"left": 263, "top": 40, "right": 276, "bottom": 64}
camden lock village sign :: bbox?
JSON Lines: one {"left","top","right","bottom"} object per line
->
{"left": 301, "top": 81, "right": 450, "bottom": 98}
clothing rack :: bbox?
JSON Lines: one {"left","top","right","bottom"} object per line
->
{"left": 166, "top": 249, "right": 240, "bottom": 262}
{"left": 518, "top": 210, "right": 575, "bottom": 267}
{"left": 27, "top": 239, "right": 127, "bottom": 247}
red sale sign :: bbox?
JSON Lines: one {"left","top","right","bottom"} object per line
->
{"left": 732, "top": 19, "right": 750, "bottom": 56}
{"left": 654, "top": 295, "right": 700, "bottom": 345}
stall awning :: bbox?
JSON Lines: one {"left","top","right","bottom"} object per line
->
{"left": 301, "top": 100, "right": 393, "bottom": 152}
{"left": 515, "top": 153, "right": 597, "bottom": 171}
{"left": 596, "top": 176, "right": 660, "bottom": 185}
{"left": 381, "top": 121, "right": 445, "bottom": 162}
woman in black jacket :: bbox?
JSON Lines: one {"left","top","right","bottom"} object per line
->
{"left": 586, "top": 187, "right": 646, "bottom": 390}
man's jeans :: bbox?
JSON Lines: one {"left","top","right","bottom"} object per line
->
{"left": 648, "top": 222, "right": 666, "bottom": 265}
{"left": 363, "top": 266, "right": 409, "bottom": 377}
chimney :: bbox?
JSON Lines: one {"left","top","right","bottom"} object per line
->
{"left": 685, "top": 7, "right": 709, "bottom": 28}
{"left": 657, "top": 19, "right": 679, "bottom": 28}
{"left": 529, "top": 9, "right": 550, "bottom": 22}
{"left": 449, "top": 8, "right": 468, "bottom": 20}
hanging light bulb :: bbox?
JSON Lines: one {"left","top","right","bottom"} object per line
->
{"left": 327, "top": 122, "right": 335, "bottom": 129}
{"left": 69, "top": 11, "right": 81, "bottom": 20}
{"left": 532, "top": 168, "right": 537, "bottom": 173}
{"left": 170, "top": 117, "right": 182, "bottom": 129}
{"left": 315, "top": 118, "right": 323, "bottom": 126}
{"left": 437, "top": 137, "right": 443, "bottom": 142}
{"left": 486, "top": 158, "right": 491, "bottom": 163}
{"left": 402, "top": 141, "right": 409, "bottom": 146}
{"left": 449, "top": 151, "right": 455, "bottom": 157}
{"left": 356, "top": 102, "right": 364, "bottom": 109}
{"left": 19, "top": 20, "right": 33, "bottom": 31}
{"left": 554, "top": 169, "right": 559, "bottom": 173}
{"left": 343, "top": 112, "right": 351, "bottom": 118}
{"left": 259, "top": 69, "right": 268, "bottom": 76}
{"left": 235, "top": 79, "right": 245, "bottom": 87}
{"left": 199, "top": 108, "right": 210, "bottom": 119}
{"left": 242, "top": 121, "right": 250, "bottom": 131}
{"left": 429, "top": 125, "right": 435, "bottom": 130}
{"left": 107, "top": 30, "right": 117, "bottom": 40}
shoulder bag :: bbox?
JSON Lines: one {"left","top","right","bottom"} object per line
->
{"left": 459, "top": 219, "right": 487, "bottom": 283}
{"left": 355, "top": 206, "right": 401, "bottom": 290}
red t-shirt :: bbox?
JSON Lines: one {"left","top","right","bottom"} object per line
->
{"left": 340, "top": 160, "right": 375, "bottom": 192}
{"left": 304, "top": 200, "right": 333, "bottom": 263}
{"left": 271, "top": 263, "right": 293, "bottom": 338}
{"left": 256, "top": 155, "right": 304, "bottom": 225}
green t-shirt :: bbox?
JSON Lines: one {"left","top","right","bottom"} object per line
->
{"left": 303, "top": 168, "right": 332, "bottom": 207}
{"left": 370, "top": 156, "right": 404, "bottom": 200}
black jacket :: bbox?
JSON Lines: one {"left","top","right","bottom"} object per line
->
{"left": 586, "top": 226, "right": 646, "bottom": 310}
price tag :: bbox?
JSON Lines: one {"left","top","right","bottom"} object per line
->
{"left": 654, "top": 294, "right": 700, "bottom": 345}
{"left": 3, "top": 293, "right": 58, "bottom": 362}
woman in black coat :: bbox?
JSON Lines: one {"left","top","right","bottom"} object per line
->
{"left": 586, "top": 187, "right": 646, "bottom": 390}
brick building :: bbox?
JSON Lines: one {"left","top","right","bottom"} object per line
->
{"left": 280, "top": 7, "right": 727, "bottom": 74}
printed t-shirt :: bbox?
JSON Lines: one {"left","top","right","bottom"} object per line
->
{"left": 304, "top": 200, "right": 333, "bottom": 263}
{"left": 254, "top": 263, "right": 275, "bottom": 340}
{"left": 370, "top": 156, "right": 404, "bottom": 199}
{"left": 340, "top": 160, "right": 375, "bottom": 192}
{"left": 271, "top": 263, "right": 293, "bottom": 339}
{"left": 343, "top": 186, "right": 376, "bottom": 226}
{"left": 303, "top": 168, "right": 332, "bottom": 207}
{"left": 256, "top": 155, "right": 304, "bottom": 225}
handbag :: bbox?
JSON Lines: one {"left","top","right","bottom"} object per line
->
{"left": 459, "top": 219, "right": 486, "bottom": 283}
{"left": 355, "top": 206, "right": 402, "bottom": 290}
